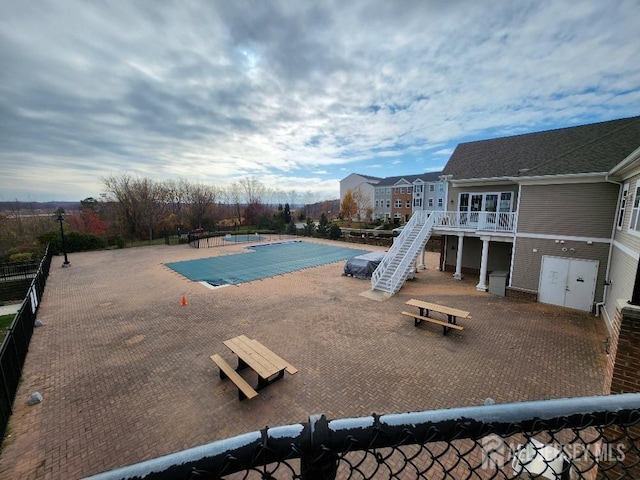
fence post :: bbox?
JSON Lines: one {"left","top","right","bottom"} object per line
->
{"left": 301, "top": 414, "right": 338, "bottom": 480}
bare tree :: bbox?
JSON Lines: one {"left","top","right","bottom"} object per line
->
{"left": 136, "top": 177, "right": 167, "bottom": 243}
{"left": 226, "top": 182, "right": 243, "bottom": 225}
{"left": 288, "top": 190, "right": 299, "bottom": 208}
{"left": 237, "top": 176, "right": 266, "bottom": 204}
{"left": 187, "top": 183, "right": 218, "bottom": 229}
{"left": 102, "top": 173, "right": 140, "bottom": 240}
{"left": 163, "top": 179, "right": 190, "bottom": 231}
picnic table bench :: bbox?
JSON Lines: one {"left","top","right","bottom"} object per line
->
{"left": 402, "top": 299, "right": 471, "bottom": 335}
{"left": 210, "top": 335, "right": 297, "bottom": 400}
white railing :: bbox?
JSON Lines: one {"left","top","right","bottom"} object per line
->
{"left": 432, "top": 211, "right": 517, "bottom": 233}
{"left": 371, "top": 211, "right": 435, "bottom": 294}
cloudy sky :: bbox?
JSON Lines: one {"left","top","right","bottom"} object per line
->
{"left": 1, "top": 0, "right": 639, "bottom": 202}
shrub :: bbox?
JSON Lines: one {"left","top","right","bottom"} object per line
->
{"left": 9, "top": 252, "right": 33, "bottom": 262}
{"left": 329, "top": 224, "right": 342, "bottom": 240}
{"left": 38, "top": 231, "right": 106, "bottom": 253}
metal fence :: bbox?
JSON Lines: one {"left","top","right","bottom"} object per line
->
{"left": 0, "top": 260, "right": 39, "bottom": 282}
{"left": 188, "top": 232, "right": 296, "bottom": 248}
{"left": 0, "top": 245, "right": 52, "bottom": 440}
{"left": 86, "top": 393, "right": 640, "bottom": 480}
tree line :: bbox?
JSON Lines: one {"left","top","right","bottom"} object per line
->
{"left": 0, "top": 175, "right": 339, "bottom": 261}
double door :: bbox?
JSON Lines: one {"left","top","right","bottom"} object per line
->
{"left": 538, "top": 256, "right": 598, "bottom": 312}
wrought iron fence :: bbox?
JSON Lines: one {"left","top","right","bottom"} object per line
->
{"left": 85, "top": 393, "right": 640, "bottom": 480}
{"left": 0, "top": 244, "right": 52, "bottom": 440}
{"left": 0, "top": 260, "right": 39, "bottom": 282}
{"left": 188, "top": 232, "right": 294, "bottom": 248}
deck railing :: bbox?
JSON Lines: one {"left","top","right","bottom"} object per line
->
{"left": 432, "top": 211, "right": 517, "bottom": 233}
{"left": 85, "top": 393, "right": 640, "bottom": 479}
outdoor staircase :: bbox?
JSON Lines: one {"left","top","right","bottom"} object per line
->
{"left": 371, "top": 211, "right": 437, "bottom": 295}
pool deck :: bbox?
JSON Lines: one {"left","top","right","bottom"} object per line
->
{"left": 0, "top": 238, "right": 608, "bottom": 479}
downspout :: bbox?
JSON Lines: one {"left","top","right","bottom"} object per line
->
{"left": 596, "top": 174, "right": 623, "bottom": 318}
{"left": 508, "top": 183, "right": 522, "bottom": 289}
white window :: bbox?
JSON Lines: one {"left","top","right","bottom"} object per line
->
{"left": 439, "top": 183, "right": 444, "bottom": 192}
{"left": 414, "top": 184, "right": 423, "bottom": 193}
{"left": 438, "top": 198, "right": 443, "bottom": 207}
{"left": 394, "top": 199, "right": 402, "bottom": 208}
{"left": 429, "top": 184, "right": 435, "bottom": 192}
{"left": 618, "top": 183, "right": 629, "bottom": 230}
{"left": 428, "top": 199, "right": 433, "bottom": 207}
{"left": 386, "top": 200, "right": 390, "bottom": 208}
{"left": 375, "top": 200, "right": 379, "bottom": 208}
{"left": 414, "top": 199, "right": 422, "bottom": 207}
{"left": 630, "top": 185, "right": 640, "bottom": 233}
{"left": 406, "top": 200, "right": 411, "bottom": 208}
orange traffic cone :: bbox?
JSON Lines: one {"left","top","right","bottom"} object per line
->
{"left": 181, "top": 294, "right": 188, "bottom": 306}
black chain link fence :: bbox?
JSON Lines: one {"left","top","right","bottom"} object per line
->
{"left": 86, "top": 393, "right": 640, "bottom": 480}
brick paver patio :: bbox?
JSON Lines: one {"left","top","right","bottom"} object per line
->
{"left": 0, "top": 238, "right": 608, "bottom": 479}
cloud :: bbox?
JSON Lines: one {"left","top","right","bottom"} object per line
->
{"left": 1, "top": 0, "right": 639, "bottom": 201}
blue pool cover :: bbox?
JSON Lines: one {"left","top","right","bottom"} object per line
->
{"left": 165, "top": 241, "right": 370, "bottom": 286}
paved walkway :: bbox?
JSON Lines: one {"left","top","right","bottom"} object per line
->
{"left": 0, "top": 239, "right": 608, "bottom": 479}
{"left": 0, "top": 303, "right": 21, "bottom": 316}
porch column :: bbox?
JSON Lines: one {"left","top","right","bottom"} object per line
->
{"left": 476, "top": 236, "right": 490, "bottom": 292}
{"left": 417, "top": 248, "right": 426, "bottom": 270}
{"left": 454, "top": 234, "right": 464, "bottom": 280}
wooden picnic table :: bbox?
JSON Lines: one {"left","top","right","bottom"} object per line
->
{"left": 402, "top": 299, "right": 471, "bottom": 335}
{"left": 222, "top": 335, "right": 297, "bottom": 390}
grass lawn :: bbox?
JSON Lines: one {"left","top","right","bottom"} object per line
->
{"left": 0, "top": 314, "right": 15, "bottom": 344}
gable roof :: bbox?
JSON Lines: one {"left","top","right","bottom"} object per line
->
{"left": 442, "top": 116, "right": 640, "bottom": 180}
{"left": 376, "top": 172, "right": 442, "bottom": 186}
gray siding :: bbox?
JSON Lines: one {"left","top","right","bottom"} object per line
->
{"left": 511, "top": 236, "right": 610, "bottom": 301}
{"left": 603, "top": 246, "right": 638, "bottom": 331}
{"left": 517, "top": 182, "right": 619, "bottom": 238}
{"left": 447, "top": 184, "right": 518, "bottom": 211}
{"left": 613, "top": 174, "right": 640, "bottom": 252}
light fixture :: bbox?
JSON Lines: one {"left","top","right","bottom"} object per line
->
{"left": 56, "top": 209, "right": 70, "bottom": 267}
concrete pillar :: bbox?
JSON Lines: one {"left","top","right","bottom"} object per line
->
{"left": 454, "top": 234, "right": 464, "bottom": 280}
{"left": 476, "top": 236, "right": 490, "bottom": 292}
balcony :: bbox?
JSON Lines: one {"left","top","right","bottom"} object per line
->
{"left": 431, "top": 210, "right": 517, "bottom": 233}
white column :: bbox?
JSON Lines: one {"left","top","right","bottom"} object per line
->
{"left": 417, "top": 247, "right": 426, "bottom": 270}
{"left": 454, "top": 234, "right": 464, "bottom": 280}
{"left": 476, "top": 236, "right": 490, "bottom": 292}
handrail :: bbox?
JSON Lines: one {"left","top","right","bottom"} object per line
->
{"left": 433, "top": 211, "right": 517, "bottom": 232}
{"left": 371, "top": 211, "right": 437, "bottom": 293}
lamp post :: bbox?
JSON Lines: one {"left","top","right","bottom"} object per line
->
{"left": 56, "top": 209, "right": 70, "bottom": 267}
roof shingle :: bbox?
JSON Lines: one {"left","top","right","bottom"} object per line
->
{"left": 442, "top": 116, "right": 640, "bottom": 180}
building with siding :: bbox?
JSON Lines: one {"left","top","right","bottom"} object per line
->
{"left": 341, "top": 172, "right": 445, "bottom": 223}
{"left": 370, "top": 172, "right": 445, "bottom": 223}
{"left": 436, "top": 115, "right": 640, "bottom": 315}
{"left": 339, "top": 173, "right": 382, "bottom": 220}
{"left": 603, "top": 147, "right": 640, "bottom": 332}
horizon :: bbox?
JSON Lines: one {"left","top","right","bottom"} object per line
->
{"left": 1, "top": 1, "right": 639, "bottom": 202}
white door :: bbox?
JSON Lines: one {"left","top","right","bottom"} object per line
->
{"left": 564, "top": 259, "right": 599, "bottom": 311}
{"left": 538, "top": 257, "right": 569, "bottom": 308}
{"left": 538, "top": 256, "right": 599, "bottom": 312}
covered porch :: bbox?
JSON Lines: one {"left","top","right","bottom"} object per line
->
{"left": 427, "top": 210, "right": 516, "bottom": 292}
